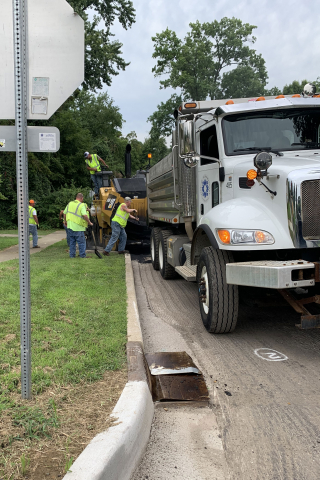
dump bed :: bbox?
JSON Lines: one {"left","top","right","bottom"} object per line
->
{"left": 147, "top": 133, "right": 196, "bottom": 225}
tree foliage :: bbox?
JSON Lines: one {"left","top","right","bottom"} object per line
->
{"left": 152, "top": 18, "right": 268, "bottom": 101}
{"left": 69, "top": 0, "right": 136, "bottom": 90}
{"left": 148, "top": 94, "right": 183, "bottom": 138}
{"left": 149, "top": 18, "right": 268, "bottom": 137}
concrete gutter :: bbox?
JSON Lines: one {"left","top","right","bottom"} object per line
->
{"left": 63, "top": 254, "right": 154, "bottom": 480}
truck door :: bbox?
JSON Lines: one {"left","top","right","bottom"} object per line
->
{"left": 197, "top": 124, "right": 221, "bottom": 223}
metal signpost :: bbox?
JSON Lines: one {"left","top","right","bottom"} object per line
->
{"left": 0, "top": 0, "right": 84, "bottom": 399}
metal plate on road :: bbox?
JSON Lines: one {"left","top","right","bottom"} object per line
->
{"left": 145, "top": 352, "right": 209, "bottom": 402}
{"left": 0, "top": 126, "right": 60, "bottom": 152}
{"left": 146, "top": 352, "right": 201, "bottom": 375}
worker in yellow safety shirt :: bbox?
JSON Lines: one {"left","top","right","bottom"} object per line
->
{"left": 103, "top": 197, "right": 138, "bottom": 256}
{"left": 29, "top": 199, "right": 40, "bottom": 248}
{"left": 63, "top": 193, "right": 93, "bottom": 258}
{"left": 84, "top": 151, "right": 109, "bottom": 197}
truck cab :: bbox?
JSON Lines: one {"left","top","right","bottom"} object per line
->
{"left": 147, "top": 90, "right": 320, "bottom": 333}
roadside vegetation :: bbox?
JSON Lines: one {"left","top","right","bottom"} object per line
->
{"left": 0, "top": 242, "right": 127, "bottom": 479}
{"left": 0, "top": 238, "right": 19, "bottom": 251}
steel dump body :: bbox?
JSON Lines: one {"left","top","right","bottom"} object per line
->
{"left": 147, "top": 141, "right": 197, "bottom": 226}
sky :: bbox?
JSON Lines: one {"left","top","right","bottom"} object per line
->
{"left": 105, "top": 0, "right": 319, "bottom": 143}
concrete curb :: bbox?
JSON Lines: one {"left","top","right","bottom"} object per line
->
{"left": 63, "top": 254, "right": 154, "bottom": 480}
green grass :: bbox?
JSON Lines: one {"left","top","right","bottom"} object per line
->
{"left": 0, "top": 242, "right": 127, "bottom": 413}
{"left": 0, "top": 238, "right": 20, "bottom": 251}
{"left": 0, "top": 229, "right": 58, "bottom": 235}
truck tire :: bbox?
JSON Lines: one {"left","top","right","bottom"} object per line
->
{"left": 197, "top": 247, "right": 238, "bottom": 333}
{"left": 159, "top": 230, "right": 177, "bottom": 279}
{"left": 151, "top": 227, "right": 161, "bottom": 270}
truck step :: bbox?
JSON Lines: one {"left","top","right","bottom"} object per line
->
{"left": 226, "top": 259, "right": 315, "bottom": 289}
{"left": 175, "top": 264, "right": 197, "bottom": 282}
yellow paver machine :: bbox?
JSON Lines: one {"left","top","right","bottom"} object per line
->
{"left": 86, "top": 145, "right": 151, "bottom": 250}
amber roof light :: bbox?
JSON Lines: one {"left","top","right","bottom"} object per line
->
{"left": 184, "top": 102, "right": 197, "bottom": 108}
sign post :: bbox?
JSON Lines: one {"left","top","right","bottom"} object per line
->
{"left": 13, "top": 0, "right": 32, "bottom": 399}
{"left": 0, "top": 0, "right": 84, "bottom": 399}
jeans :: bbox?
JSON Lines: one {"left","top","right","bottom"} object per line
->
{"left": 105, "top": 221, "right": 127, "bottom": 253}
{"left": 91, "top": 173, "right": 102, "bottom": 196}
{"left": 29, "top": 224, "right": 38, "bottom": 247}
{"left": 63, "top": 224, "right": 70, "bottom": 246}
{"left": 68, "top": 229, "right": 86, "bottom": 258}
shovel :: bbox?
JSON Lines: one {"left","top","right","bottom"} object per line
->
{"left": 91, "top": 229, "right": 102, "bottom": 259}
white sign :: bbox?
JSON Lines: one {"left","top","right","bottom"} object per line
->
{"left": 39, "top": 133, "right": 56, "bottom": 151}
{"left": 254, "top": 348, "right": 288, "bottom": 362}
{"left": 0, "top": 0, "right": 84, "bottom": 120}
{"left": 0, "top": 126, "right": 60, "bottom": 152}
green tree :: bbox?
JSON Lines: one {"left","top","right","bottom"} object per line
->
{"left": 150, "top": 18, "right": 268, "bottom": 137}
{"left": 0, "top": 91, "right": 125, "bottom": 227}
{"left": 139, "top": 137, "right": 170, "bottom": 167}
{"left": 148, "top": 94, "right": 183, "bottom": 139}
{"left": 283, "top": 79, "right": 312, "bottom": 95}
{"left": 0, "top": 173, "right": 7, "bottom": 200}
{"left": 69, "top": 0, "right": 136, "bottom": 91}
{"left": 152, "top": 18, "right": 268, "bottom": 101}
{"left": 264, "top": 86, "right": 282, "bottom": 96}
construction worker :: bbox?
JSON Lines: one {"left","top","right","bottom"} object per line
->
{"left": 63, "top": 193, "right": 93, "bottom": 258}
{"left": 84, "top": 152, "right": 109, "bottom": 197}
{"left": 103, "top": 197, "right": 138, "bottom": 256}
{"left": 29, "top": 200, "right": 40, "bottom": 248}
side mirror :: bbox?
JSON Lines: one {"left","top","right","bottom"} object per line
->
{"left": 179, "top": 120, "right": 197, "bottom": 157}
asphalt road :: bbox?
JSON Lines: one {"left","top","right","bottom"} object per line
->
{"left": 131, "top": 253, "right": 320, "bottom": 480}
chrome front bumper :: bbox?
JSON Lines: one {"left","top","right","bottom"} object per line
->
{"left": 226, "top": 260, "right": 315, "bottom": 289}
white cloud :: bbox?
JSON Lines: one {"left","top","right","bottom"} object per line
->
{"left": 105, "top": 0, "right": 320, "bottom": 141}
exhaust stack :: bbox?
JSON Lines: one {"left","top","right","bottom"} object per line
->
{"left": 125, "top": 144, "right": 132, "bottom": 178}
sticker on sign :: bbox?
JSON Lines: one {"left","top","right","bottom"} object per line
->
{"left": 0, "top": 140, "right": 5, "bottom": 148}
{"left": 254, "top": 348, "right": 288, "bottom": 362}
{"left": 39, "top": 133, "right": 56, "bottom": 151}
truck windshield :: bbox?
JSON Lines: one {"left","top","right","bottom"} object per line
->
{"left": 222, "top": 108, "right": 320, "bottom": 156}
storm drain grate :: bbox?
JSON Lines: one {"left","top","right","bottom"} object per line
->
{"left": 145, "top": 352, "right": 209, "bottom": 404}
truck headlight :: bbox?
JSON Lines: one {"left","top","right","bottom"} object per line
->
{"left": 217, "top": 229, "right": 274, "bottom": 245}
{"left": 254, "top": 152, "right": 272, "bottom": 171}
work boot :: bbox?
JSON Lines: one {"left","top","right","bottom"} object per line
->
{"left": 33, "top": 245, "right": 40, "bottom": 248}
{"left": 103, "top": 251, "right": 109, "bottom": 256}
{"left": 118, "top": 250, "right": 126, "bottom": 254}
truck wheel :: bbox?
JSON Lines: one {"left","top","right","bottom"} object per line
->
{"left": 197, "top": 247, "right": 238, "bottom": 333}
{"left": 151, "top": 227, "right": 161, "bottom": 270}
{"left": 159, "top": 230, "right": 177, "bottom": 279}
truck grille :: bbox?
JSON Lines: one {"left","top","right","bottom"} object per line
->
{"left": 301, "top": 179, "right": 320, "bottom": 239}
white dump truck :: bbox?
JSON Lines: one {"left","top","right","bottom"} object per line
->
{"left": 147, "top": 86, "right": 320, "bottom": 333}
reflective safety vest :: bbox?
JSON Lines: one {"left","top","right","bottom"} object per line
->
{"left": 113, "top": 203, "right": 129, "bottom": 227}
{"left": 65, "top": 200, "right": 87, "bottom": 227}
{"left": 29, "top": 205, "right": 37, "bottom": 225}
{"left": 86, "top": 154, "right": 101, "bottom": 174}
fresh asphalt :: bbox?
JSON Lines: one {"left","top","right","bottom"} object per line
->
{"left": 130, "top": 252, "right": 320, "bottom": 480}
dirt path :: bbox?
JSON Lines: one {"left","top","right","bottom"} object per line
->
{"left": 0, "top": 230, "right": 66, "bottom": 263}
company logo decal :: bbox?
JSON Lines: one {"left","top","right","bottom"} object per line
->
{"left": 201, "top": 176, "right": 210, "bottom": 201}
